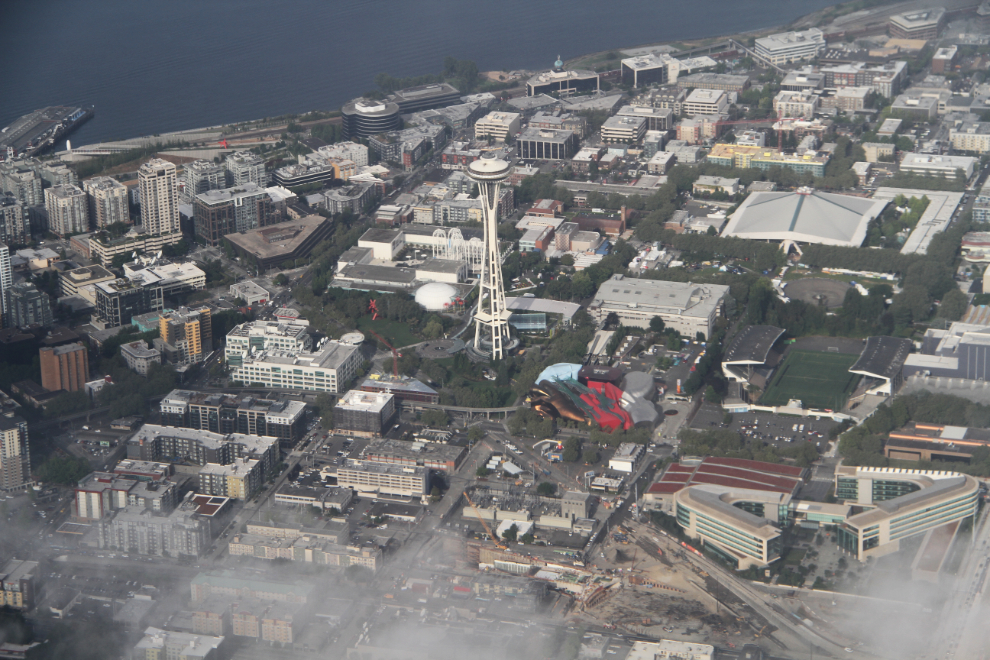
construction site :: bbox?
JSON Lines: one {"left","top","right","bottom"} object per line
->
{"left": 417, "top": 510, "right": 791, "bottom": 654}
{"left": 457, "top": 485, "right": 598, "bottom": 540}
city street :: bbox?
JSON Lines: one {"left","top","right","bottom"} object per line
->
{"left": 927, "top": 505, "right": 990, "bottom": 660}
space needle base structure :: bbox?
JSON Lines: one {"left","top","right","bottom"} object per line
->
{"left": 466, "top": 155, "right": 516, "bottom": 361}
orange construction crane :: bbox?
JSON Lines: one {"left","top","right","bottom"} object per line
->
{"left": 464, "top": 491, "right": 507, "bottom": 550}
{"left": 368, "top": 330, "right": 399, "bottom": 378}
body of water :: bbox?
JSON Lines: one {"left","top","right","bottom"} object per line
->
{"left": 1, "top": 0, "right": 840, "bottom": 146}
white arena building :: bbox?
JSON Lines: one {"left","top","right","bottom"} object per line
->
{"left": 720, "top": 187, "right": 888, "bottom": 249}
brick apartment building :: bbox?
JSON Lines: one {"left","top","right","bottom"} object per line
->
{"left": 40, "top": 342, "right": 89, "bottom": 393}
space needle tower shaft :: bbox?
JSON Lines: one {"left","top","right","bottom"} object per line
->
{"left": 466, "top": 155, "right": 512, "bottom": 360}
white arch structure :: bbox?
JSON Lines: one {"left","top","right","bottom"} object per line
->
{"left": 431, "top": 227, "right": 484, "bottom": 272}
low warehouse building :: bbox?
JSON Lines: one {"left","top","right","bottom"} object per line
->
{"left": 224, "top": 215, "right": 332, "bottom": 269}
{"left": 587, "top": 274, "right": 729, "bottom": 339}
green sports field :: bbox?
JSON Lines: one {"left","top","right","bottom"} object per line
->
{"left": 759, "top": 350, "right": 860, "bottom": 410}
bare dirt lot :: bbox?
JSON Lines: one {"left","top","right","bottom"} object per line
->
{"left": 783, "top": 278, "right": 851, "bottom": 309}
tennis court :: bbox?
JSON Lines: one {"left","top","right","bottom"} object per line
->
{"left": 760, "top": 350, "right": 860, "bottom": 410}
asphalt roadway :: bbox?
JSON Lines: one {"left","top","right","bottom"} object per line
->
{"left": 926, "top": 503, "right": 990, "bottom": 660}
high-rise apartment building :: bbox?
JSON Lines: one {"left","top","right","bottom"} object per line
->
{"left": 0, "top": 415, "right": 30, "bottom": 492}
{"left": 183, "top": 160, "right": 226, "bottom": 201}
{"left": 193, "top": 183, "right": 277, "bottom": 246}
{"left": 158, "top": 305, "right": 213, "bottom": 366}
{"left": 0, "top": 244, "right": 11, "bottom": 319}
{"left": 44, "top": 184, "right": 89, "bottom": 236}
{"left": 37, "top": 162, "right": 77, "bottom": 188}
{"left": 83, "top": 176, "right": 130, "bottom": 228}
{"left": 137, "top": 158, "right": 180, "bottom": 236}
{"left": 225, "top": 151, "right": 268, "bottom": 188}
{"left": 0, "top": 166, "right": 43, "bottom": 207}
{"left": 0, "top": 195, "right": 29, "bottom": 246}
{"left": 5, "top": 158, "right": 79, "bottom": 189}
{"left": 5, "top": 282, "right": 53, "bottom": 328}
{"left": 40, "top": 342, "right": 89, "bottom": 393}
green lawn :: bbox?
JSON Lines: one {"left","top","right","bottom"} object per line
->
{"left": 356, "top": 316, "right": 420, "bottom": 348}
{"left": 760, "top": 350, "right": 860, "bottom": 410}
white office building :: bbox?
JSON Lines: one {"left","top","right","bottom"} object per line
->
{"left": 316, "top": 142, "right": 369, "bottom": 168}
{"left": 601, "top": 115, "right": 648, "bottom": 144}
{"left": 475, "top": 112, "right": 522, "bottom": 142}
{"left": 122, "top": 256, "right": 206, "bottom": 296}
{"left": 228, "top": 338, "right": 361, "bottom": 394}
{"left": 950, "top": 122, "right": 990, "bottom": 154}
{"left": 229, "top": 280, "right": 270, "bottom": 306}
{"left": 225, "top": 320, "right": 312, "bottom": 366}
{"left": 336, "top": 459, "right": 428, "bottom": 499}
{"left": 899, "top": 153, "right": 976, "bottom": 179}
{"left": 754, "top": 28, "right": 826, "bottom": 66}
{"left": 773, "top": 91, "right": 819, "bottom": 119}
{"left": 627, "top": 640, "right": 714, "bottom": 660}
{"left": 681, "top": 89, "right": 728, "bottom": 117}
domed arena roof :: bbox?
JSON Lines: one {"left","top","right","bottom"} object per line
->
{"left": 414, "top": 282, "right": 458, "bottom": 311}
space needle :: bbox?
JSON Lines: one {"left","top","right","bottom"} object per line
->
{"left": 466, "top": 154, "right": 513, "bottom": 360}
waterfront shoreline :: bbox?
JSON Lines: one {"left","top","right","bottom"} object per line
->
{"left": 52, "top": 0, "right": 908, "bottom": 153}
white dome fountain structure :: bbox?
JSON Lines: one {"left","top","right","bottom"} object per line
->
{"left": 414, "top": 282, "right": 459, "bottom": 311}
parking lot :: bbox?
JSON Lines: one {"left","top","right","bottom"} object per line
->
{"left": 653, "top": 342, "right": 707, "bottom": 393}
{"left": 690, "top": 405, "right": 840, "bottom": 453}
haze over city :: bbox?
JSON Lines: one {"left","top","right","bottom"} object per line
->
{"left": 4, "top": 1, "right": 990, "bottom": 660}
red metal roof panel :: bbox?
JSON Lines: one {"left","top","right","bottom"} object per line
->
{"left": 647, "top": 482, "right": 685, "bottom": 494}
{"left": 703, "top": 456, "right": 804, "bottom": 477}
{"left": 695, "top": 464, "right": 801, "bottom": 491}
{"left": 688, "top": 474, "right": 791, "bottom": 493}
